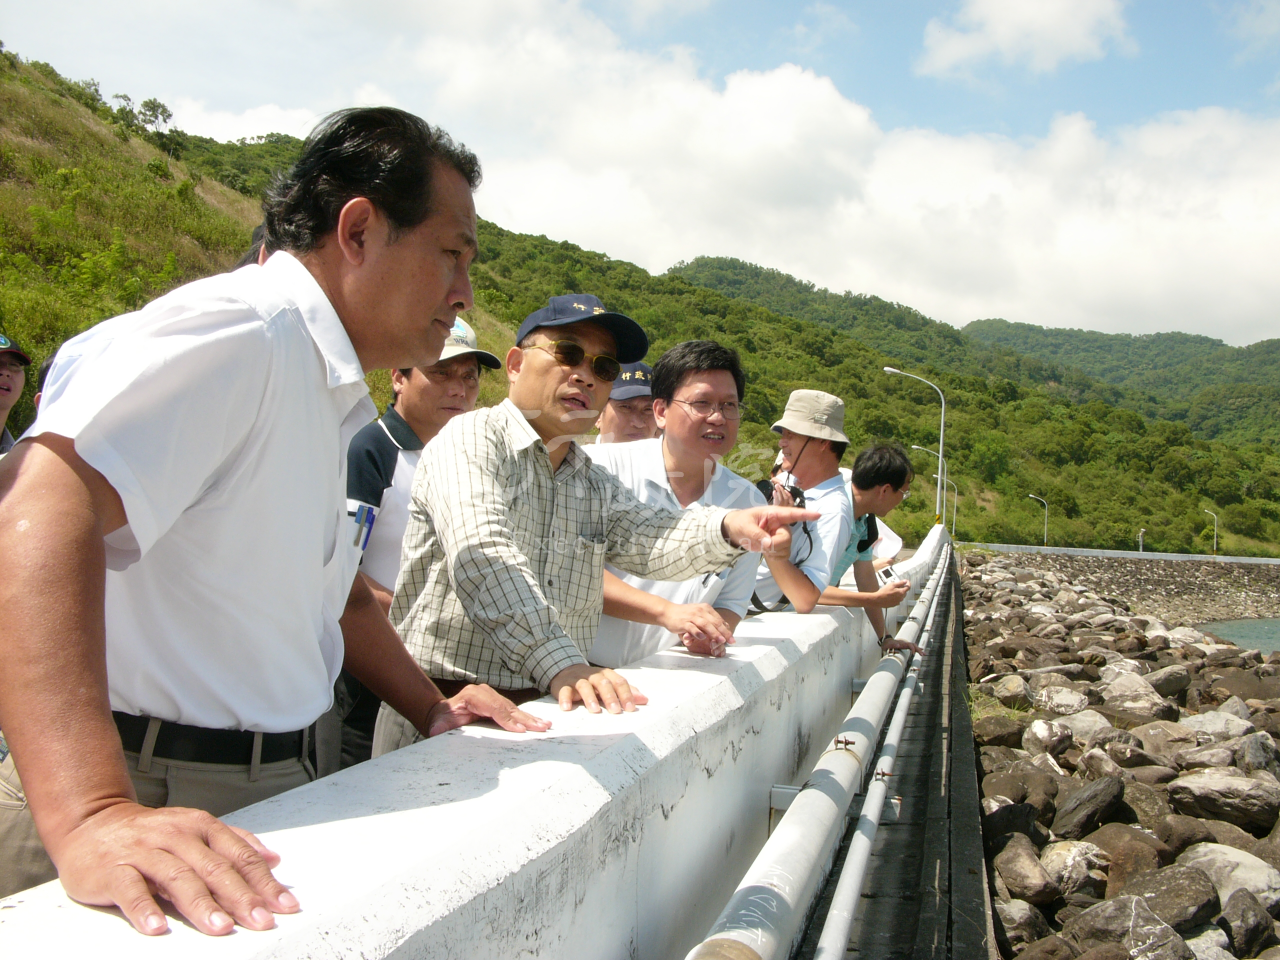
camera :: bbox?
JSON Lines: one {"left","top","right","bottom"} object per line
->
{"left": 756, "top": 479, "right": 805, "bottom": 508}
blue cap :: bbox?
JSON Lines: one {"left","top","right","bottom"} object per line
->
{"left": 515, "top": 294, "right": 648, "bottom": 364}
{"left": 610, "top": 362, "right": 653, "bottom": 400}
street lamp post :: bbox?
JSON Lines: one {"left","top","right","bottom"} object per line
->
{"left": 1138, "top": 528, "right": 1145, "bottom": 553}
{"left": 934, "top": 473, "right": 959, "bottom": 538}
{"left": 912, "top": 445, "right": 947, "bottom": 527}
{"left": 1028, "top": 494, "right": 1048, "bottom": 546}
{"left": 1204, "top": 509, "right": 1218, "bottom": 556}
{"left": 886, "top": 367, "right": 945, "bottom": 521}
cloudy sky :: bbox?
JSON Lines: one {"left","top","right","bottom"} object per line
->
{"left": 6, "top": 1, "right": 1280, "bottom": 344}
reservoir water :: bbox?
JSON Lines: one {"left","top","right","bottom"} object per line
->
{"left": 1200, "top": 618, "right": 1280, "bottom": 656}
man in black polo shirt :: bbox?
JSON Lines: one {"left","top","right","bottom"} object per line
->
{"left": 338, "top": 318, "right": 500, "bottom": 768}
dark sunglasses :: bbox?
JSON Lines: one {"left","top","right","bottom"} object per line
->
{"left": 525, "top": 341, "right": 621, "bottom": 382}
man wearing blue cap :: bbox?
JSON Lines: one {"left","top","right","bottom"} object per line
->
{"left": 373, "top": 295, "right": 817, "bottom": 752}
{"left": 0, "top": 334, "right": 31, "bottom": 455}
{"left": 595, "top": 361, "right": 656, "bottom": 443}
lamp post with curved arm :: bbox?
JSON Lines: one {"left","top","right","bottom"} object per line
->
{"left": 934, "top": 473, "right": 958, "bottom": 537}
{"left": 1204, "top": 509, "right": 1218, "bottom": 556}
{"left": 1028, "top": 494, "right": 1048, "bottom": 546}
{"left": 912, "top": 445, "right": 946, "bottom": 527}
{"left": 886, "top": 367, "right": 945, "bottom": 521}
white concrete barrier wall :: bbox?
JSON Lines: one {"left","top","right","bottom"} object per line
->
{"left": 0, "top": 527, "right": 948, "bottom": 959}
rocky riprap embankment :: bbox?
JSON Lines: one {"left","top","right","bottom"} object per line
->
{"left": 993, "top": 554, "right": 1280, "bottom": 626}
{"left": 963, "top": 553, "right": 1280, "bottom": 960}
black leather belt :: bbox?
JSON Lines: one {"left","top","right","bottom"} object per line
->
{"left": 112, "top": 711, "right": 305, "bottom": 766}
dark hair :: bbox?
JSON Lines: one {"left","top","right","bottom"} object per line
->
{"left": 651, "top": 340, "right": 745, "bottom": 403}
{"left": 37, "top": 352, "right": 55, "bottom": 392}
{"left": 262, "top": 107, "right": 481, "bottom": 254}
{"left": 851, "top": 444, "right": 913, "bottom": 491}
{"left": 829, "top": 440, "right": 848, "bottom": 461}
{"left": 234, "top": 223, "right": 267, "bottom": 269}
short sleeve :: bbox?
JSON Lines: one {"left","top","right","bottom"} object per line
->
{"left": 29, "top": 298, "right": 273, "bottom": 558}
{"left": 347, "top": 420, "right": 397, "bottom": 508}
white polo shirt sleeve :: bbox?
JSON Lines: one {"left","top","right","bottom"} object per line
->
{"left": 30, "top": 294, "right": 272, "bottom": 563}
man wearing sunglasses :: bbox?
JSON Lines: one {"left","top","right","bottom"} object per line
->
{"left": 586, "top": 340, "right": 767, "bottom": 667}
{"left": 373, "top": 297, "right": 817, "bottom": 752}
{"left": 818, "top": 445, "right": 921, "bottom": 655}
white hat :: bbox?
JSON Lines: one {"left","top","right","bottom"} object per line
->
{"left": 439, "top": 318, "right": 501, "bottom": 369}
{"left": 771, "top": 389, "right": 849, "bottom": 444}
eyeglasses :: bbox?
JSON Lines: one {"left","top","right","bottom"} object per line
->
{"left": 669, "top": 399, "right": 742, "bottom": 420}
{"left": 525, "top": 341, "right": 621, "bottom": 382}
{"left": 896, "top": 487, "right": 911, "bottom": 499}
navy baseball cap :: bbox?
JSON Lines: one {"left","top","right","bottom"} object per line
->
{"left": 515, "top": 294, "right": 648, "bottom": 364}
{"left": 611, "top": 362, "right": 653, "bottom": 400}
{"left": 0, "top": 334, "right": 31, "bottom": 365}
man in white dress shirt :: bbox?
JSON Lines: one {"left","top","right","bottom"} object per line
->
{"left": 0, "top": 108, "right": 546, "bottom": 933}
{"left": 587, "top": 340, "right": 766, "bottom": 666}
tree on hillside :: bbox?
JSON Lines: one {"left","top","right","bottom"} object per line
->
{"left": 138, "top": 98, "right": 172, "bottom": 134}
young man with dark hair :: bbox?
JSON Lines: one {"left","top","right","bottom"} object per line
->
{"left": 587, "top": 340, "right": 767, "bottom": 666}
{"left": 374, "top": 301, "right": 815, "bottom": 754}
{"left": 594, "top": 360, "right": 657, "bottom": 443}
{"left": 0, "top": 334, "right": 30, "bottom": 455}
{"left": 0, "top": 107, "right": 548, "bottom": 932}
{"left": 752, "top": 390, "right": 854, "bottom": 614}
{"left": 819, "top": 444, "right": 920, "bottom": 654}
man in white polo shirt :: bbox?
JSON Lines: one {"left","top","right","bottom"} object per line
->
{"left": 587, "top": 340, "right": 766, "bottom": 666}
{"left": 0, "top": 108, "right": 546, "bottom": 933}
{"left": 751, "top": 390, "right": 853, "bottom": 614}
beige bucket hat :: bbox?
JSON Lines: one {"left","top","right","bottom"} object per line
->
{"left": 771, "top": 389, "right": 849, "bottom": 444}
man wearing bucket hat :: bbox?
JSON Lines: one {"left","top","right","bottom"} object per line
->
{"left": 750, "top": 389, "right": 853, "bottom": 614}
{"left": 373, "top": 295, "right": 817, "bottom": 754}
{"left": 595, "top": 361, "right": 657, "bottom": 443}
{"left": 0, "top": 334, "right": 32, "bottom": 455}
{"left": 333, "top": 317, "right": 502, "bottom": 769}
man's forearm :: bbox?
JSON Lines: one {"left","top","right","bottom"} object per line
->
{"left": 361, "top": 572, "right": 395, "bottom": 618}
{"left": 339, "top": 575, "right": 444, "bottom": 735}
{"left": 601, "top": 570, "right": 671, "bottom": 625}
{"left": 0, "top": 437, "right": 135, "bottom": 855}
{"left": 764, "top": 555, "right": 820, "bottom": 613}
{"left": 853, "top": 561, "right": 888, "bottom": 639}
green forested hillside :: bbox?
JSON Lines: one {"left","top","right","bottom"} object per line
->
{"left": 3, "top": 46, "right": 1278, "bottom": 557}
{"left": 964, "top": 318, "right": 1280, "bottom": 446}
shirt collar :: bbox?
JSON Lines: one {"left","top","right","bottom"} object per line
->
{"left": 380, "top": 405, "right": 425, "bottom": 451}
{"left": 263, "top": 251, "right": 366, "bottom": 389}
{"left": 498, "top": 399, "right": 594, "bottom": 473}
{"left": 633, "top": 438, "right": 723, "bottom": 507}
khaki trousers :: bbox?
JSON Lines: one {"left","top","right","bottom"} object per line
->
{"left": 0, "top": 737, "right": 314, "bottom": 900}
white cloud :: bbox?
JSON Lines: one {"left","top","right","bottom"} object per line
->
{"left": 916, "top": 0, "right": 1133, "bottom": 78}
{"left": 1230, "top": 0, "right": 1280, "bottom": 51}
{"left": 170, "top": 98, "right": 320, "bottom": 143}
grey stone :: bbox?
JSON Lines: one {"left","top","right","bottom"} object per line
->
{"left": 1120, "top": 864, "right": 1220, "bottom": 933}
{"left": 1129, "top": 765, "right": 1179, "bottom": 785}
{"left": 995, "top": 832, "right": 1060, "bottom": 905}
{"left": 1177, "top": 842, "right": 1280, "bottom": 915}
{"left": 1176, "top": 742, "right": 1240, "bottom": 771}
{"left": 1182, "top": 923, "right": 1236, "bottom": 960}
{"left": 1202, "top": 818, "right": 1260, "bottom": 852}
{"left": 1238, "top": 732, "right": 1280, "bottom": 782}
{"left": 1100, "top": 661, "right": 1145, "bottom": 684}
{"left": 1105, "top": 740, "right": 1164, "bottom": 768}
{"left": 1217, "top": 886, "right": 1274, "bottom": 958}
{"left": 1182, "top": 712, "right": 1257, "bottom": 742}
{"left": 1034, "top": 686, "right": 1091, "bottom": 716}
{"left": 1220, "top": 695, "right": 1255, "bottom": 720}
{"left": 1085, "top": 727, "right": 1142, "bottom": 752}
{"left": 1146, "top": 664, "right": 1193, "bottom": 697}
{"left": 994, "top": 673, "right": 1032, "bottom": 709}
{"left": 995, "top": 899, "right": 1053, "bottom": 956}
{"left": 1040, "top": 840, "right": 1109, "bottom": 900}
{"left": 1132, "top": 721, "right": 1200, "bottom": 766}
{"left": 1168, "top": 771, "right": 1280, "bottom": 836}
{"left": 1062, "top": 896, "right": 1193, "bottom": 959}
{"left": 1024, "top": 719, "right": 1075, "bottom": 757}
{"left": 1079, "top": 747, "right": 1127, "bottom": 781}
{"left": 984, "top": 802, "right": 1048, "bottom": 856}
{"left": 975, "top": 714, "right": 1027, "bottom": 748}
{"left": 1105, "top": 672, "right": 1161, "bottom": 701}
{"left": 1054, "top": 777, "right": 1127, "bottom": 839}
{"left": 1124, "top": 781, "right": 1173, "bottom": 834}
{"left": 1019, "top": 934, "right": 1079, "bottom": 960}
{"left": 1105, "top": 694, "right": 1181, "bottom": 722}
{"left": 1059, "top": 710, "right": 1115, "bottom": 746}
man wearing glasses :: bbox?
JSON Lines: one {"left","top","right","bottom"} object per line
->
{"left": 818, "top": 445, "right": 921, "bottom": 655}
{"left": 373, "top": 297, "right": 817, "bottom": 754}
{"left": 586, "top": 340, "right": 767, "bottom": 667}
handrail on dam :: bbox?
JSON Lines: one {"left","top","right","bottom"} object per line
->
{"left": 686, "top": 537, "right": 953, "bottom": 960}
{"left": 2, "top": 526, "right": 954, "bottom": 959}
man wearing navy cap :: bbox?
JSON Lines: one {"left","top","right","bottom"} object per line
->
{"left": 373, "top": 294, "right": 817, "bottom": 753}
{"left": 0, "top": 334, "right": 31, "bottom": 455}
{"left": 595, "top": 361, "right": 656, "bottom": 443}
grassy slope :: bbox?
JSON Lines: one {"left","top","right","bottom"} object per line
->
{"left": 3, "top": 48, "right": 1277, "bottom": 556}
{"left": 963, "top": 318, "right": 1280, "bottom": 446}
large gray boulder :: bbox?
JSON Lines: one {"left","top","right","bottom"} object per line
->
{"left": 1105, "top": 672, "right": 1160, "bottom": 700}
{"left": 1181, "top": 923, "right": 1235, "bottom": 960}
{"left": 1060, "top": 710, "right": 1114, "bottom": 745}
{"left": 1131, "top": 721, "right": 1199, "bottom": 766}
{"left": 1145, "top": 664, "right": 1192, "bottom": 697}
{"left": 1237, "top": 731, "right": 1280, "bottom": 781}
{"left": 1062, "top": 896, "right": 1193, "bottom": 959}
{"left": 1033, "top": 686, "right": 1091, "bottom": 716}
{"left": 1176, "top": 842, "right": 1280, "bottom": 915}
{"left": 1216, "top": 886, "right": 1274, "bottom": 958}
{"left": 994, "top": 899, "right": 1053, "bottom": 955}
{"left": 1119, "top": 864, "right": 1219, "bottom": 933}
{"left": 1175, "top": 742, "right": 1239, "bottom": 771}
{"left": 1040, "top": 840, "right": 1109, "bottom": 899}
{"left": 1053, "top": 777, "right": 1127, "bottom": 839}
{"left": 1181, "top": 712, "right": 1256, "bottom": 742}
{"left": 994, "top": 673, "right": 1032, "bottom": 709}
{"left": 994, "top": 832, "right": 1060, "bottom": 905}
{"left": 1168, "top": 771, "right": 1280, "bottom": 836}
{"left": 1023, "top": 719, "right": 1074, "bottom": 757}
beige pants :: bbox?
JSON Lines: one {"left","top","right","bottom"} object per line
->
{"left": 0, "top": 738, "right": 313, "bottom": 900}
{"left": 371, "top": 703, "right": 424, "bottom": 758}
{"left": 0, "top": 753, "right": 58, "bottom": 899}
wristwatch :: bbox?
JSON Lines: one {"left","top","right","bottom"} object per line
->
{"left": 878, "top": 633, "right": 895, "bottom": 649}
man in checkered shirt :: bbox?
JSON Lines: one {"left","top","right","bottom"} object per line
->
{"left": 373, "top": 295, "right": 816, "bottom": 754}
